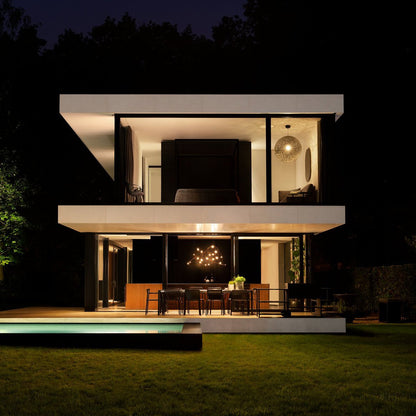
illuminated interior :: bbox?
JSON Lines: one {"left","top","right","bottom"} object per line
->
{"left": 96, "top": 233, "right": 299, "bottom": 310}
{"left": 119, "top": 116, "right": 320, "bottom": 203}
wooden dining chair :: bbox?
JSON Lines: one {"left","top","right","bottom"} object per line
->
{"left": 145, "top": 288, "right": 159, "bottom": 315}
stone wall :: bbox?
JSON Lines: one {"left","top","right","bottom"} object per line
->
{"left": 352, "top": 264, "right": 416, "bottom": 314}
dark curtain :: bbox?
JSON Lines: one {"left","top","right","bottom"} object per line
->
{"left": 122, "top": 126, "right": 136, "bottom": 203}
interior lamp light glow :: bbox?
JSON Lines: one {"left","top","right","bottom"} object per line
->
{"left": 274, "top": 125, "right": 302, "bottom": 162}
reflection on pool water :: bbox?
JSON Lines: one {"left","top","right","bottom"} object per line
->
{"left": 0, "top": 323, "right": 184, "bottom": 334}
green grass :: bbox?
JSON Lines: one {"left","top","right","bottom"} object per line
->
{"left": 0, "top": 324, "right": 415, "bottom": 416}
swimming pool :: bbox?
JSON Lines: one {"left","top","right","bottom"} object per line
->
{"left": 0, "top": 322, "right": 202, "bottom": 350}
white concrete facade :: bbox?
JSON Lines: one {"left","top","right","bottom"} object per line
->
{"left": 60, "top": 94, "right": 344, "bottom": 117}
{"left": 58, "top": 94, "right": 345, "bottom": 234}
{"left": 57, "top": 94, "right": 346, "bottom": 329}
{"left": 58, "top": 204, "right": 345, "bottom": 234}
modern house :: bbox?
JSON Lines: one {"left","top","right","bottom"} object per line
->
{"left": 58, "top": 94, "right": 345, "bottom": 325}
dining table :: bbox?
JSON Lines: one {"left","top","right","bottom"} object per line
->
{"left": 158, "top": 288, "right": 254, "bottom": 315}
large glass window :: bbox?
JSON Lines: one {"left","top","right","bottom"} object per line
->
{"left": 271, "top": 118, "right": 320, "bottom": 203}
{"left": 120, "top": 117, "right": 267, "bottom": 203}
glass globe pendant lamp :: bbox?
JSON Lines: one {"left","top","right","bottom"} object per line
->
{"left": 274, "top": 125, "right": 302, "bottom": 162}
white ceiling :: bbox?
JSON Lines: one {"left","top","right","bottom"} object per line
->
{"left": 101, "top": 234, "right": 293, "bottom": 250}
{"left": 121, "top": 117, "right": 320, "bottom": 155}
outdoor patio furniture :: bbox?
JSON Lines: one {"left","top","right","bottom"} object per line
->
{"left": 174, "top": 188, "right": 240, "bottom": 204}
{"left": 206, "top": 289, "right": 225, "bottom": 315}
{"left": 229, "top": 290, "right": 250, "bottom": 315}
{"left": 159, "top": 289, "right": 184, "bottom": 315}
{"left": 145, "top": 288, "right": 159, "bottom": 315}
{"left": 183, "top": 288, "right": 203, "bottom": 315}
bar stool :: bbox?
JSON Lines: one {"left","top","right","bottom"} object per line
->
{"left": 145, "top": 288, "right": 159, "bottom": 315}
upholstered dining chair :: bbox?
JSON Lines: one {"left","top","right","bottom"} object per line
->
{"left": 229, "top": 290, "right": 250, "bottom": 315}
{"left": 183, "top": 288, "right": 203, "bottom": 315}
{"left": 206, "top": 288, "right": 225, "bottom": 315}
{"left": 161, "top": 289, "right": 184, "bottom": 315}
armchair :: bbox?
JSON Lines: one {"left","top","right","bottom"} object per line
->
{"left": 279, "top": 183, "right": 316, "bottom": 204}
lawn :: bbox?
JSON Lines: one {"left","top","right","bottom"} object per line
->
{"left": 0, "top": 324, "right": 415, "bottom": 416}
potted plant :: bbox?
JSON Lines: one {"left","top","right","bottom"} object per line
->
{"left": 233, "top": 275, "right": 246, "bottom": 290}
{"left": 228, "top": 280, "right": 235, "bottom": 290}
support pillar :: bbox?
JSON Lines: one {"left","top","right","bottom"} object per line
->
{"left": 266, "top": 116, "right": 272, "bottom": 203}
{"left": 102, "top": 238, "right": 109, "bottom": 308}
{"left": 231, "top": 235, "right": 239, "bottom": 279}
{"left": 162, "top": 234, "right": 168, "bottom": 289}
{"left": 84, "top": 233, "right": 98, "bottom": 312}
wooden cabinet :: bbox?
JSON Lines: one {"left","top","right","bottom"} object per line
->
{"left": 125, "top": 283, "right": 162, "bottom": 310}
{"left": 249, "top": 283, "right": 270, "bottom": 309}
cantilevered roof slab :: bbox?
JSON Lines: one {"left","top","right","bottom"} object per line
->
{"left": 59, "top": 94, "right": 344, "bottom": 178}
{"left": 58, "top": 205, "right": 345, "bottom": 234}
{"left": 60, "top": 94, "right": 344, "bottom": 117}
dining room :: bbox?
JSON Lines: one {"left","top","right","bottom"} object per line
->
{"left": 97, "top": 233, "right": 300, "bottom": 316}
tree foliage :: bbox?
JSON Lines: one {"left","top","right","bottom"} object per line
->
{"left": 44, "top": 13, "right": 214, "bottom": 93}
{"left": 0, "top": 0, "right": 40, "bottom": 269}
{"left": 0, "top": 152, "right": 29, "bottom": 266}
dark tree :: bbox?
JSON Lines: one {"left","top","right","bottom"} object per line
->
{"left": 44, "top": 14, "right": 216, "bottom": 93}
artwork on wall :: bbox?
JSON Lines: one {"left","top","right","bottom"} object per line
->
{"left": 169, "top": 238, "right": 231, "bottom": 284}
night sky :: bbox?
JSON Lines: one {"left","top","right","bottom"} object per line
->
{"left": 14, "top": 0, "right": 246, "bottom": 47}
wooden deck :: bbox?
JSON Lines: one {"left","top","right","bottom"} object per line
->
{"left": 0, "top": 307, "right": 346, "bottom": 333}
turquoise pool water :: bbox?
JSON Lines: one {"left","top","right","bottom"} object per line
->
{"left": 0, "top": 323, "right": 184, "bottom": 334}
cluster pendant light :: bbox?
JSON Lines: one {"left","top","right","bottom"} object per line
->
{"left": 274, "top": 125, "right": 302, "bottom": 162}
{"left": 187, "top": 245, "right": 226, "bottom": 268}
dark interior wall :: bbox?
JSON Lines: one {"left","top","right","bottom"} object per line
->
{"left": 168, "top": 237, "right": 231, "bottom": 284}
{"left": 162, "top": 139, "right": 251, "bottom": 203}
{"left": 177, "top": 140, "right": 238, "bottom": 189}
{"left": 114, "top": 247, "right": 127, "bottom": 301}
{"left": 131, "top": 236, "right": 262, "bottom": 285}
{"left": 238, "top": 141, "right": 252, "bottom": 203}
{"left": 238, "top": 240, "right": 261, "bottom": 283}
{"left": 132, "top": 237, "right": 163, "bottom": 283}
{"left": 161, "top": 141, "right": 177, "bottom": 203}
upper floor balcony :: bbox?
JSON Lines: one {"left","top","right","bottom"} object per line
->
{"left": 60, "top": 94, "right": 344, "bottom": 207}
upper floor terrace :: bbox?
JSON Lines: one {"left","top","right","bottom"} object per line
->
{"left": 59, "top": 94, "right": 344, "bottom": 207}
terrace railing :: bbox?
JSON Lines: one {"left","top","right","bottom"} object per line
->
{"left": 254, "top": 288, "right": 291, "bottom": 317}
